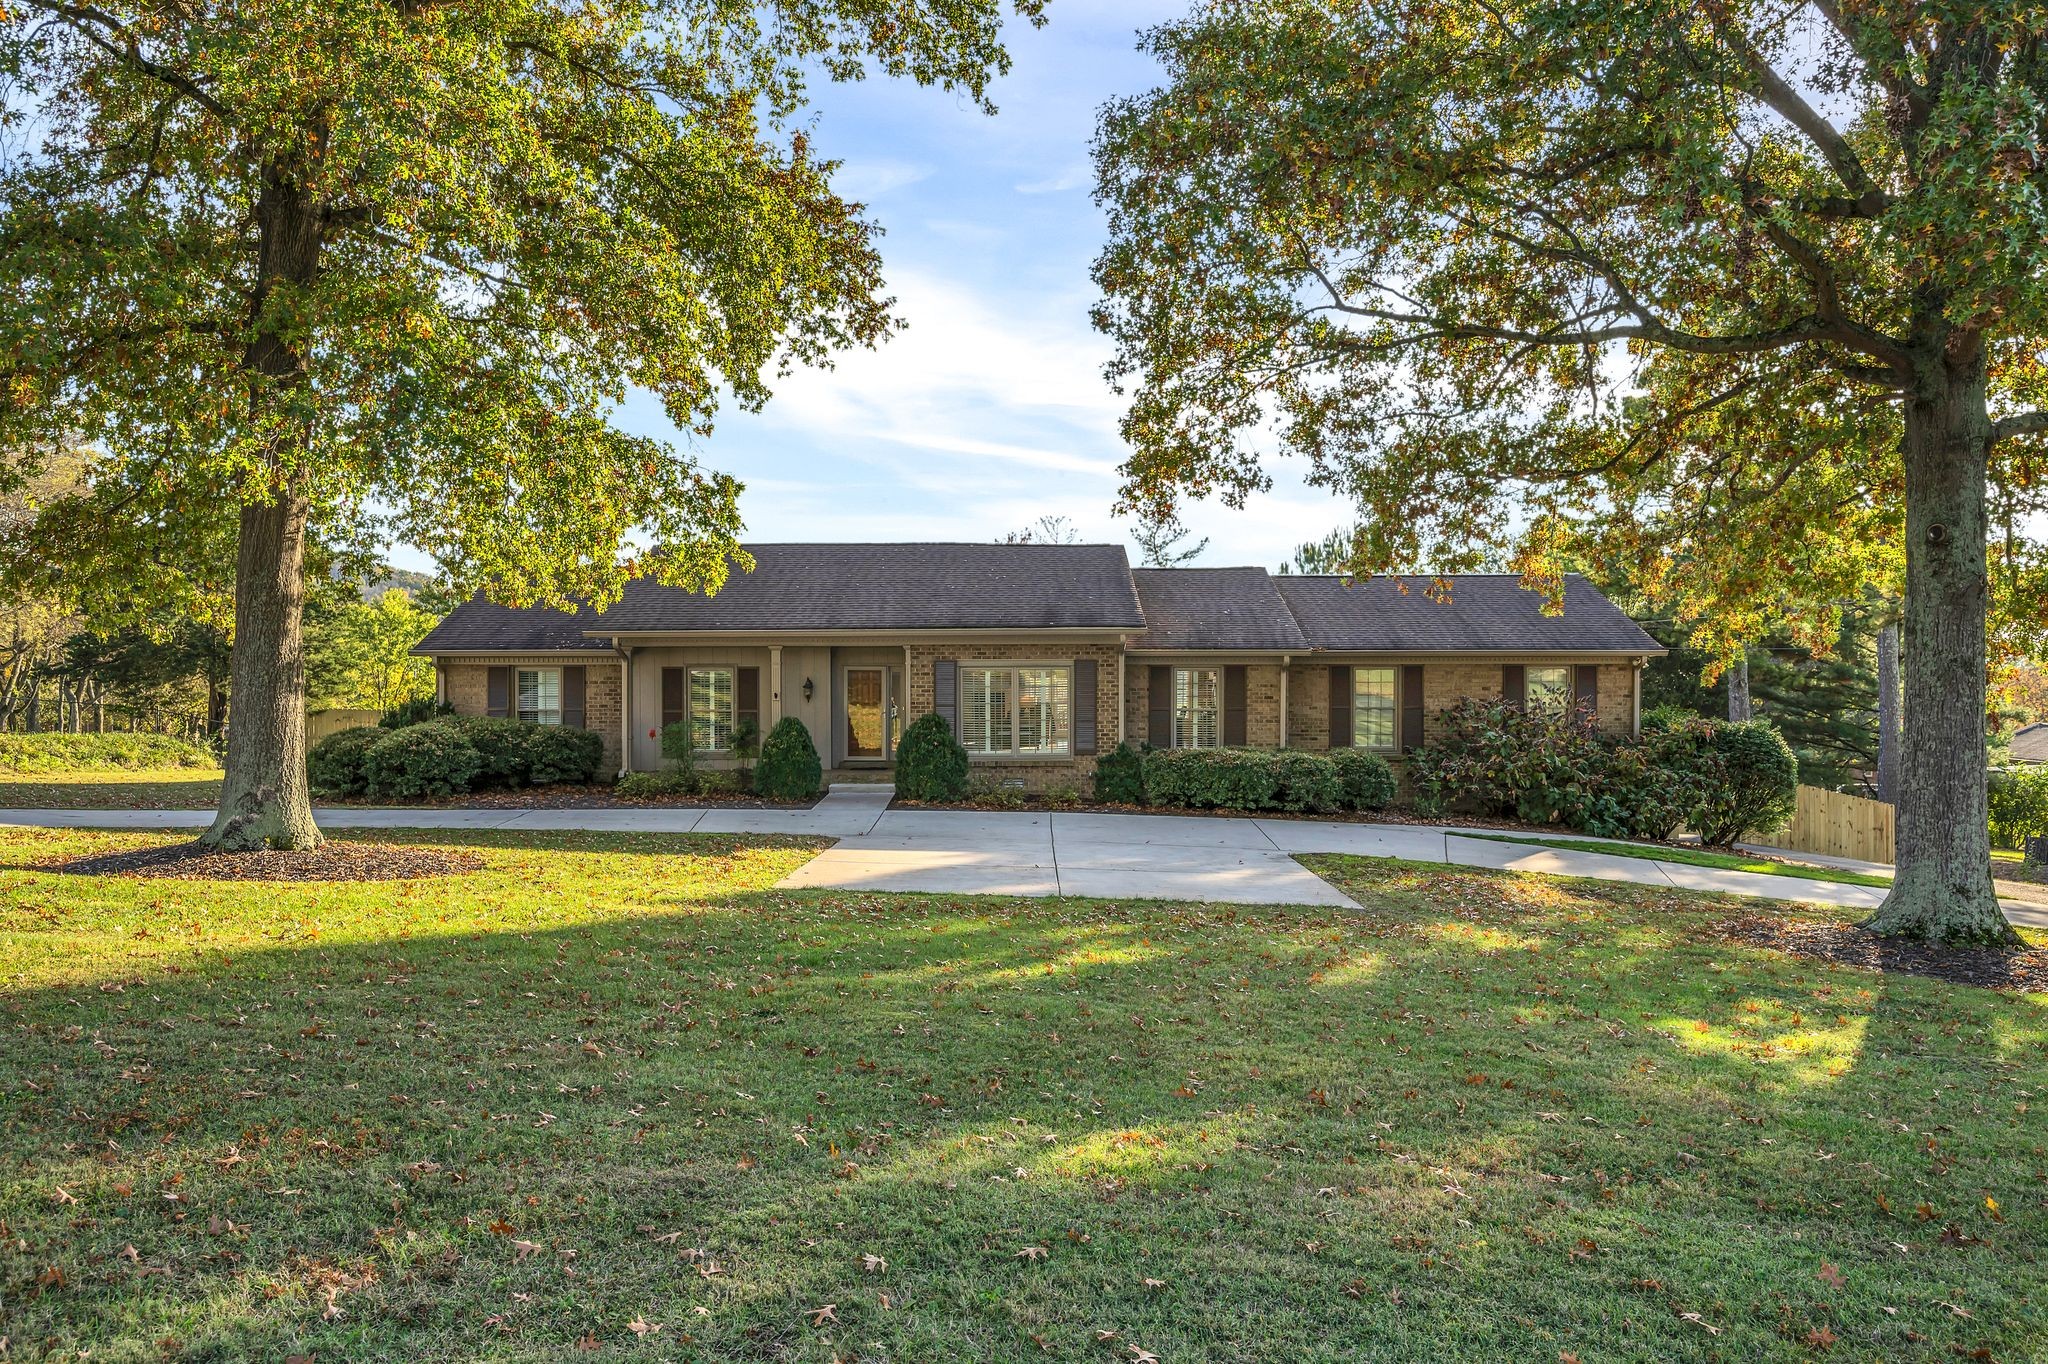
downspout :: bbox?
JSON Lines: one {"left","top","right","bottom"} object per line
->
{"left": 1632, "top": 657, "right": 1643, "bottom": 739}
{"left": 615, "top": 641, "right": 635, "bottom": 777}
{"left": 1279, "top": 655, "right": 1291, "bottom": 749}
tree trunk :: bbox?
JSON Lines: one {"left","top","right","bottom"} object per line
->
{"left": 199, "top": 164, "right": 326, "bottom": 851}
{"left": 1726, "top": 653, "right": 1751, "bottom": 721}
{"left": 1875, "top": 620, "right": 1900, "bottom": 804}
{"left": 1861, "top": 348, "right": 2015, "bottom": 945}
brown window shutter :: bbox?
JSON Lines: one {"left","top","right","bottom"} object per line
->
{"left": 486, "top": 666, "right": 510, "bottom": 718}
{"left": 1502, "top": 663, "right": 1526, "bottom": 708}
{"left": 933, "top": 659, "right": 958, "bottom": 735}
{"left": 1147, "top": 665, "right": 1172, "bottom": 747}
{"left": 561, "top": 665, "right": 587, "bottom": 728}
{"left": 1073, "top": 659, "right": 1098, "bottom": 754}
{"left": 737, "top": 667, "right": 761, "bottom": 733}
{"left": 1222, "top": 665, "right": 1248, "bottom": 746}
{"left": 1574, "top": 663, "right": 1598, "bottom": 720}
{"left": 660, "top": 667, "right": 685, "bottom": 731}
{"left": 1327, "top": 666, "right": 1353, "bottom": 748}
{"left": 1400, "top": 664, "right": 1425, "bottom": 751}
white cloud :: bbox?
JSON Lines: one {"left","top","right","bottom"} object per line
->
{"left": 832, "top": 157, "right": 932, "bottom": 200}
{"left": 1014, "top": 165, "right": 1091, "bottom": 195}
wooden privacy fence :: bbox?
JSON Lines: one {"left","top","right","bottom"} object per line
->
{"left": 1747, "top": 784, "right": 1896, "bottom": 866}
{"left": 306, "top": 708, "right": 383, "bottom": 743}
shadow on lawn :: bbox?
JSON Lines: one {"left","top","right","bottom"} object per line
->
{"left": 0, "top": 836, "right": 2041, "bottom": 1361}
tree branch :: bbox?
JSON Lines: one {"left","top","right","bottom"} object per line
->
{"left": 1990, "top": 410, "right": 2048, "bottom": 443}
{"left": 26, "top": 0, "right": 235, "bottom": 125}
{"left": 1710, "top": 13, "right": 1876, "bottom": 200}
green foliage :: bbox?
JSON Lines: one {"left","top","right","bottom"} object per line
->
{"left": 1327, "top": 748, "right": 1397, "bottom": 812}
{"left": 1041, "top": 781, "right": 1085, "bottom": 809}
{"left": 362, "top": 721, "right": 481, "bottom": 801}
{"left": 967, "top": 774, "right": 1029, "bottom": 808}
{"left": 615, "top": 771, "right": 690, "bottom": 801}
{"left": 660, "top": 722, "right": 699, "bottom": 772}
{"left": 1602, "top": 722, "right": 1722, "bottom": 842}
{"left": 0, "top": 733, "right": 215, "bottom": 774}
{"left": 1693, "top": 721, "right": 1800, "bottom": 847}
{"left": 304, "top": 727, "right": 383, "bottom": 799}
{"left": 1143, "top": 748, "right": 1280, "bottom": 811}
{"left": 1092, "top": 741, "right": 1148, "bottom": 805}
{"left": 1270, "top": 750, "right": 1343, "bottom": 814}
{"left": 306, "top": 590, "right": 439, "bottom": 711}
{"left": 754, "top": 717, "right": 823, "bottom": 801}
{"left": 1406, "top": 700, "right": 1607, "bottom": 825}
{"left": 449, "top": 716, "right": 533, "bottom": 787}
{"left": 895, "top": 714, "right": 970, "bottom": 803}
{"left": 521, "top": 726, "right": 607, "bottom": 786}
{"left": 382, "top": 698, "right": 457, "bottom": 730}
{"left": 1987, "top": 767, "right": 2048, "bottom": 850}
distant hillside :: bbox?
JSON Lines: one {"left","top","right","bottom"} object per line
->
{"left": 360, "top": 567, "right": 435, "bottom": 602}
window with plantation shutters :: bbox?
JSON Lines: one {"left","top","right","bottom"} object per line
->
{"left": 690, "top": 668, "right": 736, "bottom": 751}
{"left": 516, "top": 668, "right": 561, "bottom": 725}
{"left": 1172, "top": 667, "right": 1220, "bottom": 749}
{"left": 1352, "top": 667, "right": 1398, "bottom": 749}
{"left": 959, "top": 664, "right": 1071, "bottom": 756}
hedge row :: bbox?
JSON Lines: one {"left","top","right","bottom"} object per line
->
{"left": 307, "top": 717, "right": 605, "bottom": 800}
{"left": 0, "top": 732, "right": 216, "bottom": 774}
{"left": 1989, "top": 765, "right": 2048, "bottom": 850}
{"left": 1092, "top": 742, "right": 1397, "bottom": 814}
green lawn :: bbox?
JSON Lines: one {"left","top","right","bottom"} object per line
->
{"left": 0, "top": 767, "right": 224, "bottom": 809}
{"left": 2, "top": 828, "right": 2041, "bottom": 1362}
{"left": 1460, "top": 831, "right": 1896, "bottom": 888}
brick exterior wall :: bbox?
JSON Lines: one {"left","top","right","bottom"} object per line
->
{"left": 1125, "top": 661, "right": 1285, "bottom": 747}
{"left": 440, "top": 659, "right": 624, "bottom": 774}
{"left": 907, "top": 638, "right": 1124, "bottom": 792}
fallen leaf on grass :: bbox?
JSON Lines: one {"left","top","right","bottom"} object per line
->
{"left": 1016, "top": 1245, "right": 1049, "bottom": 1261}
{"left": 808, "top": 1304, "right": 838, "bottom": 1326}
{"left": 861, "top": 1254, "right": 887, "bottom": 1274}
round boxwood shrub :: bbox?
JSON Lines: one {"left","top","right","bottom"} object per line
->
{"left": 1144, "top": 748, "right": 1281, "bottom": 810}
{"left": 1271, "top": 750, "right": 1343, "bottom": 813}
{"left": 452, "top": 715, "right": 532, "bottom": 787}
{"left": 1328, "top": 748, "right": 1397, "bottom": 812}
{"left": 895, "top": 713, "right": 969, "bottom": 803}
{"left": 523, "top": 725, "right": 606, "bottom": 785}
{"left": 1092, "top": 740, "right": 1147, "bottom": 805}
{"left": 306, "top": 726, "right": 383, "bottom": 798}
{"left": 363, "top": 720, "right": 481, "bottom": 801}
{"left": 755, "top": 716, "right": 823, "bottom": 800}
{"left": 1693, "top": 719, "right": 1798, "bottom": 846}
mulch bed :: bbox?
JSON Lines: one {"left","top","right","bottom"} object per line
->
{"left": 1720, "top": 914, "right": 2048, "bottom": 992}
{"left": 47, "top": 841, "right": 485, "bottom": 882}
{"left": 326, "top": 786, "right": 817, "bottom": 811}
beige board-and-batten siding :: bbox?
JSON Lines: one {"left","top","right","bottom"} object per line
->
{"left": 439, "top": 659, "right": 623, "bottom": 774}
{"left": 1747, "top": 785, "right": 1896, "bottom": 866}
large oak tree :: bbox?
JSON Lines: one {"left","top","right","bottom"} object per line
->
{"left": 0, "top": 0, "right": 1041, "bottom": 848}
{"left": 1093, "top": 0, "right": 2048, "bottom": 944}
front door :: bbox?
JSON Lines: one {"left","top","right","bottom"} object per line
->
{"left": 846, "top": 667, "right": 887, "bottom": 760}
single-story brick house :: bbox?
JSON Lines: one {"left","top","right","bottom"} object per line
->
{"left": 414, "top": 543, "right": 1664, "bottom": 788}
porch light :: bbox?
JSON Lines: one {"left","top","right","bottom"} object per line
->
{"left": 802, "top": 677, "right": 814, "bottom": 701}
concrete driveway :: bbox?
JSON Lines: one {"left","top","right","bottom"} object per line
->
{"left": 6, "top": 786, "right": 2042, "bottom": 926}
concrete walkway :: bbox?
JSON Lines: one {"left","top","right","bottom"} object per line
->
{"left": 3, "top": 791, "right": 2041, "bottom": 926}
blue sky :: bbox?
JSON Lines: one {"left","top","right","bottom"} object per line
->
{"left": 608, "top": 4, "right": 1343, "bottom": 571}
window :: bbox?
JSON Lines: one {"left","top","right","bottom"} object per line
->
{"left": 516, "top": 668, "right": 561, "bottom": 725}
{"left": 1172, "top": 667, "right": 1220, "bottom": 749}
{"left": 1526, "top": 665, "right": 1572, "bottom": 717}
{"left": 690, "top": 667, "right": 736, "bottom": 751}
{"left": 961, "top": 665, "right": 1070, "bottom": 756}
{"left": 1352, "top": 667, "right": 1398, "bottom": 749}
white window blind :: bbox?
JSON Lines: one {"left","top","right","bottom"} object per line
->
{"left": 690, "top": 668, "right": 736, "bottom": 751}
{"left": 1172, "top": 668, "right": 1220, "bottom": 749}
{"left": 960, "top": 665, "right": 1069, "bottom": 756}
{"left": 1353, "top": 667, "right": 1397, "bottom": 749}
{"left": 516, "top": 668, "right": 561, "bottom": 726}
{"left": 1526, "top": 665, "right": 1572, "bottom": 718}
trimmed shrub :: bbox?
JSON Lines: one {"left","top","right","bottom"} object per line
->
{"left": 1328, "top": 748, "right": 1397, "bottom": 812}
{"left": 452, "top": 716, "right": 533, "bottom": 787}
{"left": 1042, "top": 781, "right": 1085, "bottom": 809}
{"left": 754, "top": 717, "right": 823, "bottom": 801}
{"left": 1144, "top": 747, "right": 1282, "bottom": 810}
{"left": 1271, "top": 750, "right": 1343, "bottom": 813}
{"left": 1693, "top": 720, "right": 1798, "bottom": 846}
{"left": 305, "top": 726, "right": 382, "bottom": 798}
{"left": 380, "top": 698, "right": 456, "bottom": 729}
{"left": 616, "top": 770, "right": 689, "bottom": 800}
{"left": 0, "top": 732, "right": 215, "bottom": 774}
{"left": 1406, "top": 698, "right": 1606, "bottom": 823}
{"left": 1604, "top": 720, "right": 1722, "bottom": 840}
{"left": 693, "top": 769, "right": 743, "bottom": 795}
{"left": 968, "top": 774, "right": 1029, "bottom": 808}
{"left": 363, "top": 720, "right": 480, "bottom": 800}
{"left": 895, "top": 713, "right": 970, "bottom": 803}
{"left": 1092, "top": 741, "right": 1147, "bottom": 805}
{"left": 523, "top": 725, "right": 606, "bottom": 785}
{"left": 1989, "top": 765, "right": 2048, "bottom": 849}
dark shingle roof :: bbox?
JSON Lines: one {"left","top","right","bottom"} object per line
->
{"left": 1271, "top": 573, "right": 1663, "bottom": 654}
{"left": 2014, "top": 722, "right": 2048, "bottom": 764}
{"left": 413, "top": 599, "right": 613, "bottom": 654}
{"left": 1129, "top": 568, "right": 1311, "bottom": 651}
{"left": 417, "top": 543, "right": 1144, "bottom": 652}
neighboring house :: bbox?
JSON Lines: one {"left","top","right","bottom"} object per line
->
{"left": 2014, "top": 722, "right": 2048, "bottom": 765}
{"left": 413, "top": 543, "right": 1664, "bottom": 788}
